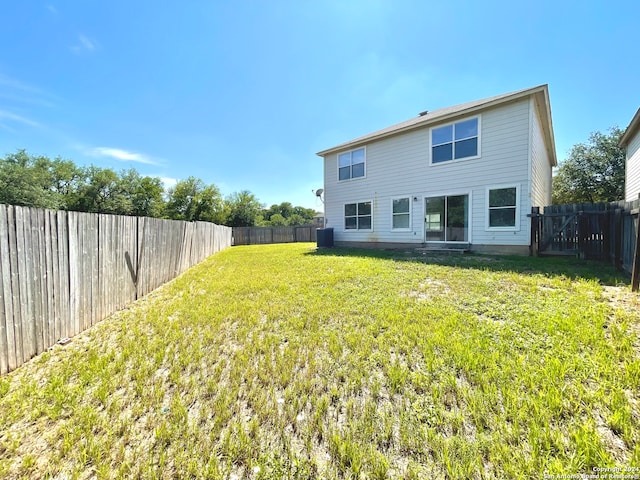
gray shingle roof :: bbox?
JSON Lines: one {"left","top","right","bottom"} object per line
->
{"left": 317, "top": 84, "right": 551, "bottom": 157}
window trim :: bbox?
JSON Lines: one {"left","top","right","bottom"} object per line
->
{"left": 485, "top": 184, "right": 520, "bottom": 231}
{"left": 343, "top": 200, "right": 373, "bottom": 232}
{"left": 429, "top": 115, "right": 481, "bottom": 166}
{"left": 390, "top": 196, "right": 412, "bottom": 232}
{"left": 337, "top": 146, "right": 367, "bottom": 182}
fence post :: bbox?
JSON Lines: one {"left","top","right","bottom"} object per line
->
{"left": 614, "top": 208, "right": 622, "bottom": 268}
{"left": 577, "top": 211, "right": 586, "bottom": 259}
{"left": 529, "top": 207, "right": 539, "bottom": 256}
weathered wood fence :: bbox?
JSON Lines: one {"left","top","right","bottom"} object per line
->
{"left": 530, "top": 198, "right": 640, "bottom": 284}
{"left": 232, "top": 225, "right": 317, "bottom": 245}
{"left": 0, "top": 204, "right": 232, "bottom": 374}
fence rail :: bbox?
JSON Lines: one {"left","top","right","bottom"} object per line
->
{"left": 0, "top": 204, "right": 232, "bottom": 374}
{"left": 232, "top": 225, "right": 317, "bottom": 245}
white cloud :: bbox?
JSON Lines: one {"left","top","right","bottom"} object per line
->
{"left": 158, "top": 177, "right": 178, "bottom": 189}
{"left": 0, "top": 109, "right": 41, "bottom": 127}
{"left": 88, "top": 147, "right": 161, "bottom": 166}
{"left": 71, "top": 34, "right": 97, "bottom": 54}
{"left": 0, "top": 73, "right": 57, "bottom": 108}
{"left": 46, "top": 4, "right": 58, "bottom": 15}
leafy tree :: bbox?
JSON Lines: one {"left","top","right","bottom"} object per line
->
{"left": 224, "top": 190, "right": 263, "bottom": 227}
{"left": 0, "top": 150, "right": 60, "bottom": 208}
{"left": 286, "top": 213, "right": 307, "bottom": 226}
{"left": 119, "top": 169, "right": 165, "bottom": 217}
{"left": 165, "top": 176, "right": 224, "bottom": 222}
{"left": 261, "top": 202, "right": 316, "bottom": 225}
{"left": 553, "top": 127, "right": 625, "bottom": 204}
{"left": 71, "top": 166, "right": 132, "bottom": 214}
{"left": 49, "top": 158, "right": 82, "bottom": 209}
{"left": 268, "top": 213, "right": 287, "bottom": 226}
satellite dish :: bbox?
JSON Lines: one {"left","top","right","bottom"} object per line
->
{"left": 315, "top": 188, "right": 324, "bottom": 197}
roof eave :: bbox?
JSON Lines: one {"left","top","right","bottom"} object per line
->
{"left": 316, "top": 85, "right": 549, "bottom": 157}
{"left": 534, "top": 87, "right": 558, "bottom": 167}
{"left": 619, "top": 108, "right": 640, "bottom": 148}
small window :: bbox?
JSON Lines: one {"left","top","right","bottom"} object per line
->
{"left": 431, "top": 118, "right": 479, "bottom": 163}
{"left": 488, "top": 186, "right": 518, "bottom": 229}
{"left": 345, "top": 201, "right": 372, "bottom": 230}
{"left": 392, "top": 197, "right": 410, "bottom": 230}
{"left": 338, "top": 148, "right": 365, "bottom": 181}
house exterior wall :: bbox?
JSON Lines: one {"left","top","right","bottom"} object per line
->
{"left": 625, "top": 128, "right": 640, "bottom": 202}
{"left": 323, "top": 98, "right": 542, "bottom": 249}
{"left": 529, "top": 98, "right": 552, "bottom": 208}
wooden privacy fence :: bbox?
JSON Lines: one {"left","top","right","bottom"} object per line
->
{"left": 232, "top": 225, "right": 317, "bottom": 245}
{"left": 0, "top": 204, "right": 232, "bottom": 374}
{"left": 530, "top": 198, "right": 640, "bottom": 287}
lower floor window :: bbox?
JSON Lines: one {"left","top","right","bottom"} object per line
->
{"left": 392, "top": 197, "right": 410, "bottom": 229}
{"left": 488, "top": 186, "right": 518, "bottom": 228}
{"left": 345, "top": 201, "right": 372, "bottom": 230}
{"left": 425, "top": 194, "right": 468, "bottom": 242}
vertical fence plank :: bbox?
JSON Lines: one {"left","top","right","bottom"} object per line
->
{"left": 16, "top": 207, "right": 34, "bottom": 361}
{"left": 58, "top": 211, "right": 70, "bottom": 340}
{"left": 0, "top": 205, "right": 12, "bottom": 373}
{"left": 7, "top": 206, "right": 23, "bottom": 364}
{"left": 68, "top": 211, "right": 80, "bottom": 336}
{"left": 44, "top": 210, "right": 55, "bottom": 349}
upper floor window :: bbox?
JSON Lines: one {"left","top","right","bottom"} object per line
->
{"left": 338, "top": 147, "right": 365, "bottom": 181}
{"left": 431, "top": 117, "right": 479, "bottom": 163}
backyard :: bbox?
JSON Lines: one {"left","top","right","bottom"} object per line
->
{"left": 0, "top": 243, "right": 639, "bottom": 478}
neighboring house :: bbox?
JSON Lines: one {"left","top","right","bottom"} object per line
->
{"left": 316, "top": 84, "right": 557, "bottom": 254}
{"left": 620, "top": 107, "right": 640, "bottom": 202}
{"left": 312, "top": 212, "right": 325, "bottom": 228}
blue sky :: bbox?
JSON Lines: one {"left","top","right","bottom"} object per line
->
{"left": 1, "top": 1, "right": 638, "bottom": 211}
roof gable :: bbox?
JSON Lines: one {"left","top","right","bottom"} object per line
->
{"left": 620, "top": 107, "right": 640, "bottom": 148}
{"left": 316, "top": 84, "right": 557, "bottom": 166}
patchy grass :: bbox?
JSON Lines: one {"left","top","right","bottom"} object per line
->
{"left": 0, "top": 243, "right": 639, "bottom": 479}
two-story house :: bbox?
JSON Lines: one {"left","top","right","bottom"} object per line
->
{"left": 620, "top": 107, "right": 640, "bottom": 202}
{"left": 316, "top": 84, "right": 557, "bottom": 254}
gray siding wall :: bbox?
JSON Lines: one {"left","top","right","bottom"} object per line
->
{"left": 625, "top": 129, "right": 640, "bottom": 202}
{"left": 323, "top": 98, "right": 536, "bottom": 247}
{"left": 530, "top": 98, "right": 552, "bottom": 207}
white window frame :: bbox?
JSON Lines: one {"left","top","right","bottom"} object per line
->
{"left": 337, "top": 147, "right": 366, "bottom": 182}
{"left": 343, "top": 200, "right": 373, "bottom": 231}
{"left": 429, "top": 115, "right": 481, "bottom": 165}
{"left": 485, "top": 184, "right": 520, "bottom": 231}
{"left": 390, "top": 196, "right": 412, "bottom": 232}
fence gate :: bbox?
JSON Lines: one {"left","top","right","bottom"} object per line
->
{"left": 530, "top": 205, "right": 612, "bottom": 260}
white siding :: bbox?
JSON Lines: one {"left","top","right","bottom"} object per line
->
{"left": 530, "top": 98, "right": 552, "bottom": 208}
{"left": 625, "top": 129, "right": 640, "bottom": 202}
{"left": 323, "top": 98, "right": 536, "bottom": 247}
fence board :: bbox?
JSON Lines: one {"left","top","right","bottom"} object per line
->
{"left": 57, "top": 211, "right": 71, "bottom": 340}
{"left": 7, "top": 207, "right": 23, "bottom": 364}
{"left": 0, "top": 204, "right": 231, "bottom": 374}
{"left": 232, "top": 225, "right": 317, "bottom": 245}
{"left": 18, "top": 207, "right": 36, "bottom": 362}
{"left": 0, "top": 205, "right": 11, "bottom": 373}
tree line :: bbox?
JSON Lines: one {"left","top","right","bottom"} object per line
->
{"left": 0, "top": 150, "right": 318, "bottom": 227}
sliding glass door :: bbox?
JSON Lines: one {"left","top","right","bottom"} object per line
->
{"left": 425, "top": 194, "right": 468, "bottom": 242}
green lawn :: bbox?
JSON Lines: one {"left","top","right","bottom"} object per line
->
{"left": 0, "top": 243, "right": 639, "bottom": 479}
